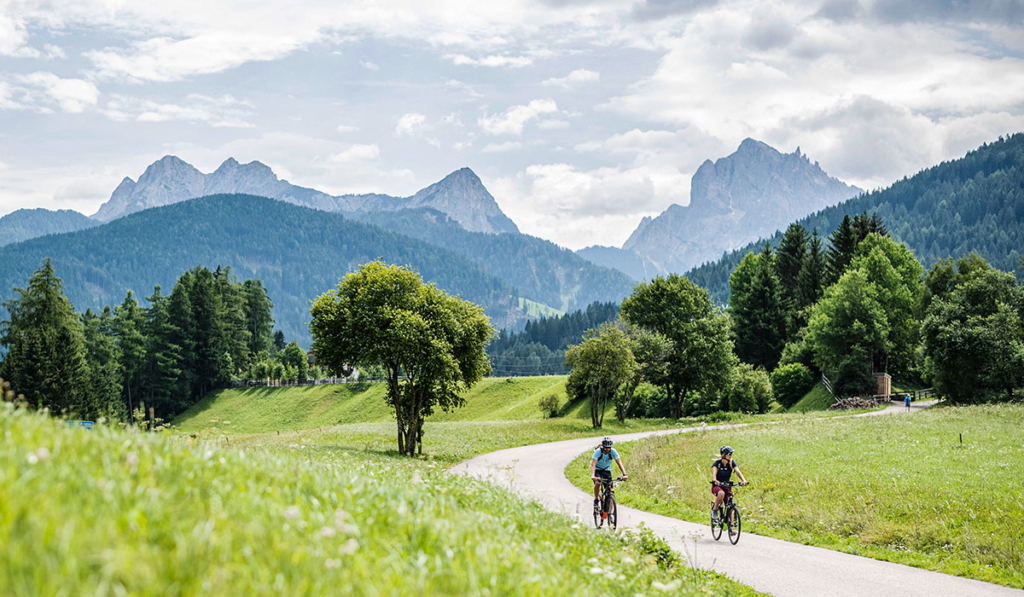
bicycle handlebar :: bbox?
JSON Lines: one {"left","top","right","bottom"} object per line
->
{"left": 710, "top": 481, "right": 748, "bottom": 487}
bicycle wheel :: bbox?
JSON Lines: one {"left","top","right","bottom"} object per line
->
{"left": 727, "top": 507, "right": 741, "bottom": 544}
{"left": 593, "top": 496, "right": 603, "bottom": 529}
{"left": 710, "top": 505, "right": 723, "bottom": 541}
{"left": 607, "top": 497, "right": 617, "bottom": 530}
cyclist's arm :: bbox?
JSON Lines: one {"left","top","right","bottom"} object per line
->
{"left": 734, "top": 465, "right": 747, "bottom": 484}
{"left": 615, "top": 458, "right": 626, "bottom": 478}
{"left": 711, "top": 463, "right": 720, "bottom": 485}
{"left": 590, "top": 458, "right": 598, "bottom": 480}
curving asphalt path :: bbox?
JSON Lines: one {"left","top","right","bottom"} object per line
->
{"left": 452, "top": 401, "right": 1023, "bottom": 597}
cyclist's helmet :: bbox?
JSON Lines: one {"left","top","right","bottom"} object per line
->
{"left": 720, "top": 445, "right": 734, "bottom": 455}
{"left": 601, "top": 437, "right": 614, "bottom": 448}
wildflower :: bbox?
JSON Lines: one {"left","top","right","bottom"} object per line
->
{"left": 320, "top": 526, "right": 337, "bottom": 538}
{"left": 126, "top": 452, "right": 139, "bottom": 467}
{"left": 285, "top": 506, "right": 301, "bottom": 520}
{"left": 652, "top": 580, "right": 682, "bottom": 592}
{"left": 325, "top": 558, "right": 341, "bottom": 569}
{"left": 590, "top": 566, "right": 603, "bottom": 575}
{"left": 339, "top": 538, "right": 359, "bottom": 555}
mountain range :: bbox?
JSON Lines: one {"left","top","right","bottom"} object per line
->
{"left": 578, "top": 139, "right": 862, "bottom": 279}
{"left": 93, "top": 157, "right": 519, "bottom": 234}
{"left": 0, "top": 208, "right": 97, "bottom": 247}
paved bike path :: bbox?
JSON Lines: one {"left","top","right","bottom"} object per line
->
{"left": 452, "top": 402, "right": 1023, "bottom": 597}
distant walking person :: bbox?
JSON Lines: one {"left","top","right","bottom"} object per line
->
{"left": 905, "top": 394, "right": 911, "bottom": 412}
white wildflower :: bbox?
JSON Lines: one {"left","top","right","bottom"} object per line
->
{"left": 325, "top": 558, "right": 341, "bottom": 569}
{"left": 339, "top": 538, "right": 359, "bottom": 555}
{"left": 320, "top": 526, "right": 336, "bottom": 538}
{"left": 589, "top": 566, "right": 603, "bottom": 575}
{"left": 285, "top": 506, "right": 301, "bottom": 520}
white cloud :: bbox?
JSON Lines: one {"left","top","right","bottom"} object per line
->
{"left": 481, "top": 141, "right": 522, "bottom": 153}
{"left": 478, "top": 99, "right": 558, "bottom": 136}
{"left": 537, "top": 119, "right": 570, "bottom": 130}
{"left": 542, "top": 68, "right": 600, "bottom": 88}
{"left": 14, "top": 72, "right": 100, "bottom": 113}
{"left": 329, "top": 143, "right": 380, "bottom": 162}
{"left": 103, "top": 93, "right": 254, "bottom": 127}
{"left": 447, "top": 54, "right": 533, "bottom": 68}
{"left": 86, "top": 33, "right": 307, "bottom": 82}
{"left": 395, "top": 112, "right": 427, "bottom": 136}
{"left": 360, "top": 59, "right": 379, "bottom": 70}
{"left": 335, "top": 124, "right": 359, "bottom": 133}
{"left": 445, "top": 78, "right": 483, "bottom": 99}
{"left": 491, "top": 162, "right": 692, "bottom": 250}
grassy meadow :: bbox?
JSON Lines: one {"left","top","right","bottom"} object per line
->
{"left": 567, "top": 403, "right": 1024, "bottom": 588}
{"left": 0, "top": 404, "right": 762, "bottom": 596}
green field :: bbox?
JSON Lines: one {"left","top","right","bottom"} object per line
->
{"left": 0, "top": 405, "right": 760, "bottom": 596}
{"left": 789, "top": 382, "right": 836, "bottom": 412}
{"left": 176, "top": 377, "right": 573, "bottom": 434}
{"left": 567, "top": 404, "right": 1024, "bottom": 588}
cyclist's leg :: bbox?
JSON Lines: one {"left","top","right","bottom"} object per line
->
{"left": 712, "top": 485, "right": 726, "bottom": 513}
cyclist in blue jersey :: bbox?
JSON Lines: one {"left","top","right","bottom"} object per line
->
{"left": 591, "top": 437, "right": 627, "bottom": 511}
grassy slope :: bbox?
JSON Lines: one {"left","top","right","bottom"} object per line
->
{"left": 176, "top": 377, "right": 572, "bottom": 434}
{"left": 1, "top": 407, "right": 760, "bottom": 596}
{"left": 567, "top": 404, "right": 1024, "bottom": 588}
{"left": 789, "top": 382, "right": 836, "bottom": 412}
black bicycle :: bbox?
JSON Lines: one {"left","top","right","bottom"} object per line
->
{"left": 710, "top": 481, "right": 746, "bottom": 544}
{"left": 594, "top": 476, "right": 626, "bottom": 529}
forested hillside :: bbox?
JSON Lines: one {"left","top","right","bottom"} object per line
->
{"left": 0, "top": 195, "right": 518, "bottom": 343}
{"left": 349, "top": 209, "right": 635, "bottom": 312}
{"left": 487, "top": 302, "right": 620, "bottom": 376}
{"left": 687, "top": 134, "right": 1024, "bottom": 303}
{"left": 0, "top": 208, "right": 96, "bottom": 247}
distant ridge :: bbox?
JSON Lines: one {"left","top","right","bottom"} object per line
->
{"left": 0, "top": 208, "right": 96, "bottom": 247}
{"left": 92, "top": 157, "right": 519, "bottom": 235}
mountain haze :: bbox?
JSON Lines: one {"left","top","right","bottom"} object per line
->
{"left": 92, "top": 157, "right": 519, "bottom": 234}
{"left": 618, "top": 139, "right": 861, "bottom": 274}
{"left": 348, "top": 208, "right": 635, "bottom": 312}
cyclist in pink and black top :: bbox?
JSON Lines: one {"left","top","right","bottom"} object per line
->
{"left": 711, "top": 445, "right": 747, "bottom": 521}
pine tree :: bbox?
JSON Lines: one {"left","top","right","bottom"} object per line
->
{"left": 81, "top": 307, "right": 124, "bottom": 420}
{"left": 190, "top": 267, "right": 227, "bottom": 397}
{"left": 144, "top": 286, "right": 183, "bottom": 418}
{"left": 0, "top": 259, "right": 92, "bottom": 416}
{"left": 114, "top": 290, "right": 148, "bottom": 424}
{"left": 797, "top": 228, "right": 826, "bottom": 310}
{"left": 214, "top": 267, "right": 251, "bottom": 373}
{"left": 730, "top": 246, "right": 787, "bottom": 370}
{"left": 826, "top": 215, "right": 858, "bottom": 285}
{"left": 243, "top": 279, "right": 275, "bottom": 358}
{"left": 167, "top": 271, "right": 197, "bottom": 406}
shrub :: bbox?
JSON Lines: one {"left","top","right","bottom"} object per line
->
{"left": 770, "top": 363, "right": 815, "bottom": 408}
{"left": 726, "top": 363, "right": 772, "bottom": 413}
{"left": 538, "top": 394, "right": 560, "bottom": 418}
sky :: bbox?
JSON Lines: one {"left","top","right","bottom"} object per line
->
{"left": 1, "top": 0, "right": 1023, "bottom": 251}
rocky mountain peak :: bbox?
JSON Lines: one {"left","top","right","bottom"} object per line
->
{"left": 621, "top": 139, "right": 862, "bottom": 273}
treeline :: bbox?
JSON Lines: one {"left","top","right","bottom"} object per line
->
{"left": 1, "top": 260, "right": 280, "bottom": 423}
{"left": 728, "top": 214, "right": 1024, "bottom": 405}
{"left": 487, "top": 302, "right": 620, "bottom": 376}
{"left": 687, "top": 133, "right": 1024, "bottom": 304}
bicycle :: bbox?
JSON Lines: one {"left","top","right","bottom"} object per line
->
{"left": 594, "top": 476, "right": 626, "bottom": 529}
{"left": 710, "top": 480, "right": 746, "bottom": 544}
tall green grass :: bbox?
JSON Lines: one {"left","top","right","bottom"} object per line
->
{"left": 1, "top": 405, "right": 760, "bottom": 596}
{"left": 568, "top": 404, "right": 1024, "bottom": 588}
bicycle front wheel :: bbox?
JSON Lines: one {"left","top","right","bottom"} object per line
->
{"left": 727, "top": 507, "right": 741, "bottom": 544}
{"left": 607, "top": 497, "right": 617, "bottom": 530}
{"left": 711, "top": 506, "right": 723, "bottom": 541}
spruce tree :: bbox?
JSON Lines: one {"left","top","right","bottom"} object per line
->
{"left": 214, "top": 267, "right": 251, "bottom": 373}
{"left": 0, "top": 259, "right": 92, "bottom": 416}
{"left": 826, "top": 215, "right": 858, "bottom": 285}
{"left": 243, "top": 279, "right": 275, "bottom": 358}
{"left": 81, "top": 307, "right": 124, "bottom": 420}
{"left": 145, "top": 286, "right": 183, "bottom": 417}
{"left": 190, "top": 267, "right": 227, "bottom": 397}
{"left": 114, "top": 290, "right": 148, "bottom": 423}
{"left": 168, "top": 271, "right": 197, "bottom": 405}
{"left": 730, "top": 246, "right": 787, "bottom": 370}
{"left": 797, "top": 228, "right": 826, "bottom": 310}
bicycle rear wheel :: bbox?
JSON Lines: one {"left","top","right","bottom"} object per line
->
{"left": 607, "top": 497, "right": 617, "bottom": 530}
{"left": 727, "top": 507, "right": 741, "bottom": 544}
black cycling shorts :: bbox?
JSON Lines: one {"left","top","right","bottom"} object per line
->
{"left": 595, "top": 469, "right": 612, "bottom": 481}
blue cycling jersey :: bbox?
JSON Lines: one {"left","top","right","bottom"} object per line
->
{"left": 592, "top": 447, "right": 619, "bottom": 470}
